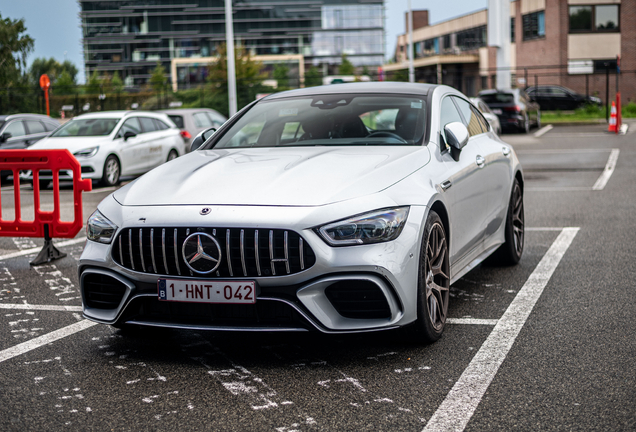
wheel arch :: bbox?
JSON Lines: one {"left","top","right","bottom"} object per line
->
{"left": 429, "top": 200, "right": 450, "bottom": 248}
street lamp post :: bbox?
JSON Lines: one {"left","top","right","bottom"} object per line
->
{"left": 225, "top": 0, "right": 238, "bottom": 116}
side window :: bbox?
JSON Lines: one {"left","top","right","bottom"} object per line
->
{"left": 43, "top": 121, "right": 59, "bottom": 132}
{"left": 25, "top": 120, "right": 46, "bottom": 134}
{"left": 139, "top": 117, "right": 157, "bottom": 133}
{"left": 193, "top": 112, "right": 214, "bottom": 128}
{"left": 118, "top": 117, "right": 141, "bottom": 138}
{"left": 3, "top": 121, "right": 27, "bottom": 138}
{"left": 153, "top": 118, "right": 169, "bottom": 131}
{"left": 280, "top": 122, "right": 302, "bottom": 141}
{"left": 440, "top": 97, "right": 464, "bottom": 149}
{"left": 471, "top": 105, "right": 489, "bottom": 132}
{"left": 168, "top": 115, "right": 184, "bottom": 129}
{"left": 453, "top": 97, "right": 484, "bottom": 136}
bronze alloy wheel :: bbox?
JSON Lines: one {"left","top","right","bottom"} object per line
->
{"left": 411, "top": 210, "right": 450, "bottom": 343}
{"left": 511, "top": 181, "right": 524, "bottom": 258}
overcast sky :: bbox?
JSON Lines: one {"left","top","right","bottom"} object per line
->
{"left": 1, "top": 0, "right": 487, "bottom": 84}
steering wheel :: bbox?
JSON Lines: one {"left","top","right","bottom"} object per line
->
{"left": 367, "top": 131, "right": 407, "bottom": 143}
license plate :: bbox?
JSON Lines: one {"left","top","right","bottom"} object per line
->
{"left": 492, "top": 109, "right": 502, "bottom": 114}
{"left": 158, "top": 279, "right": 256, "bottom": 304}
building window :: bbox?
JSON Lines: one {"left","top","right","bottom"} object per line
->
{"left": 456, "top": 26, "right": 486, "bottom": 51}
{"left": 442, "top": 34, "right": 451, "bottom": 50}
{"left": 522, "top": 11, "right": 545, "bottom": 41}
{"left": 569, "top": 5, "right": 619, "bottom": 33}
{"left": 511, "top": 17, "right": 515, "bottom": 43}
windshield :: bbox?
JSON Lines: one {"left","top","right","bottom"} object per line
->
{"left": 211, "top": 94, "right": 427, "bottom": 148}
{"left": 51, "top": 118, "right": 119, "bottom": 137}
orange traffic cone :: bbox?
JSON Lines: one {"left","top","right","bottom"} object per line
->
{"left": 608, "top": 101, "right": 617, "bottom": 133}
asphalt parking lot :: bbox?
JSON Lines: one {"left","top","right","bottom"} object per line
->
{"left": 1, "top": 122, "right": 635, "bottom": 431}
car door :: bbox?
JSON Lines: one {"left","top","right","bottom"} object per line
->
{"left": 139, "top": 117, "right": 164, "bottom": 169}
{"left": 438, "top": 96, "right": 492, "bottom": 266}
{"left": 24, "top": 120, "right": 50, "bottom": 146}
{"left": 116, "top": 117, "right": 148, "bottom": 175}
{"left": 0, "top": 120, "right": 29, "bottom": 149}
{"left": 457, "top": 98, "right": 513, "bottom": 239}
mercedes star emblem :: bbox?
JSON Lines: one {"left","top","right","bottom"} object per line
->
{"left": 181, "top": 232, "right": 222, "bottom": 274}
{"left": 200, "top": 207, "right": 211, "bottom": 215}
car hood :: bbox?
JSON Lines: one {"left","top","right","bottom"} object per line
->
{"left": 28, "top": 136, "right": 110, "bottom": 152}
{"left": 114, "top": 146, "right": 431, "bottom": 206}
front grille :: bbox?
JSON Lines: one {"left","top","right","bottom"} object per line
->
{"left": 83, "top": 273, "right": 127, "bottom": 309}
{"left": 325, "top": 281, "right": 391, "bottom": 319}
{"left": 112, "top": 227, "right": 316, "bottom": 278}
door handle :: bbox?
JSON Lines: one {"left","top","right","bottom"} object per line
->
{"left": 440, "top": 180, "right": 452, "bottom": 191}
{"left": 502, "top": 147, "right": 511, "bottom": 156}
{"left": 476, "top": 155, "right": 485, "bottom": 168}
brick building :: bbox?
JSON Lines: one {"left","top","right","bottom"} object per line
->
{"left": 386, "top": 0, "right": 633, "bottom": 104}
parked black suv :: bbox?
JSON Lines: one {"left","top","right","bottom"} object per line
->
{"left": 477, "top": 88, "right": 541, "bottom": 133}
{"left": 525, "top": 85, "right": 602, "bottom": 111}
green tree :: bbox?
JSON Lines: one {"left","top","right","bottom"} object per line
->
{"left": 273, "top": 63, "right": 290, "bottom": 89}
{"left": 54, "top": 70, "right": 75, "bottom": 95}
{"left": 30, "top": 57, "right": 60, "bottom": 84}
{"left": 149, "top": 62, "right": 167, "bottom": 93}
{"left": 304, "top": 66, "right": 322, "bottom": 87}
{"left": 111, "top": 71, "right": 124, "bottom": 93}
{"left": 207, "top": 43, "right": 267, "bottom": 116}
{"left": 338, "top": 54, "right": 355, "bottom": 75}
{"left": 60, "top": 60, "right": 79, "bottom": 82}
{"left": 85, "top": 69, "right": 101, "bottom": 94}
{"left": 391, "top": 69, "right": 409, "bottom": 82}
{"left": 0, "top": 14, "right": 34, "bottom": 87}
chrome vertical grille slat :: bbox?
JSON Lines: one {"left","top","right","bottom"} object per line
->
{"left": 254, "top": 230, "right": 261, "bottom": 276}
{"left": 128, "top": 229, "right": 135, "bottom": 271}
{"left": 139, "top": 229, "right": 146, "bottom": 272}
{"left": 161, "top": 228, "right": 168, "bottom": 275}
{"left": 173, "top": 228, "right": 181, "bottom": 276}
{"left": 150, "top": 228, "right": 157, "bottom": 274}
{"left": 284, "top": 231, "right": 290, "bottom": 274}
{"left": 226, "top": 229, "right": 233, "bottom": 277}
{"left": 112, "top": 227, "right": 315, "bottom": 278}
{"left": 269, "top": 230, "right": 276, "bottom": 276}
{"left": 240, "top": 229, "right": 247, "bottom": 277}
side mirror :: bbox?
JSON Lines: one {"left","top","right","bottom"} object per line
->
{"left": 444, "top": 122, "right": 469, "bottom": 149}
{"left": 190, "top": 127, "right": 216, "bottom": 152}
{"left": 0, "top": 132, "right": 11, "bottom": 143}
{"left": 123, "top": 131, "right": 137, "bottom": 141}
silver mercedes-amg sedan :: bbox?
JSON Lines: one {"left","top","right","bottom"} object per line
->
{"left": 80, "top": 82, "right": 524, "bottom": 343}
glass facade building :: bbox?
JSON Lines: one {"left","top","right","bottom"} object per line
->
{"left": 79, "top": 0, "right": 385, "bottom": 86}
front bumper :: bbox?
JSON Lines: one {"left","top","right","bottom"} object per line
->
{"left": 79, "top": 203, "right": 427, "bottom": 333}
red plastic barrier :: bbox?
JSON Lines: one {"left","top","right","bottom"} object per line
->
{"left": 0, "top": 149, "right": 92, "bottom": 238}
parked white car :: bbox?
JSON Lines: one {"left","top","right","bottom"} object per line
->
{"left": 23, "top": 111, "right": 185, "bottom": 188}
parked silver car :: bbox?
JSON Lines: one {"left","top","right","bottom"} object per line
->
{"left": 161, "top": 108, "right": 227, "bottom": 150}
{"left": 80, "top": 83, "right": 524, "bottom": 343}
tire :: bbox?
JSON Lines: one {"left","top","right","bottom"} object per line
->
{"left": 407, "top": 210, "right": 450, "bottom": 343}
{"left": 490, "top": 178, "right": 524, "bottom": 266}
{"left": 31, "top": 179, "right": 49, "bottom": 190}
{"left": 166, "top": 149, "right": 178, "bottom": 162}
{"left": 100, "top": 155, "right": 121, "bottom": 187}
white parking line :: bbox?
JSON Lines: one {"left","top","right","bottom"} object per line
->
{"left": 0, "top": 237, "right": 86, "bottom": 261}
{"left": 592, "top": 148, "right": 619, "bottom": 190}
{"left": 0, "top": 319, "right": 97, "bottom": 363}
{"left": 533, "top": 124, "right": 553, "bottom": 137}
{"left": 0, "top": 303, "right": 82, "bottom": 312}
{"left": 423, "top": 227, "right": 579, "bottom": 432}
{"left": 446, "top": 318, "right": 498, "bottom": 325}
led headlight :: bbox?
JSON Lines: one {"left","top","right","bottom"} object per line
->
{"left": 74, "top": 146, "right": 99, "bottom": 158}
{"left": 317, "top": 207, "right": 409, "bottom": 246}
{"left": 87, "top": 210, "right": 118, "bottom": 244}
